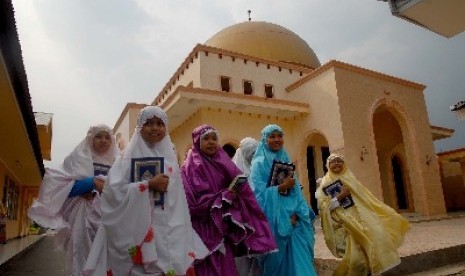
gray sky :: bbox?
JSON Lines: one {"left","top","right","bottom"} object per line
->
{"left": 12, "top": 0, "right": 465, "bottom": 168}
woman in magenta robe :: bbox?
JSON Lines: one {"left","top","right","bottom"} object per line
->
{"left": 181, "top": 125, "right": 277, "bottom": 276}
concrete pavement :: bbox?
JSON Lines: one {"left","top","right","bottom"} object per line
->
{"left": 315, "top": 212, "right": 465, "bottom": 275}
{"left": 1, "top": 213, "right": 465, "bottom": 275}
{"left": 0, "top": 231, "right": 65, "bottom": 275}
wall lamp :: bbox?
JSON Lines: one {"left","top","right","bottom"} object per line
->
{"left": 426, "top": 154, "right": 432, "bottom": 165}
{"left": 360, "top": 146, "right": 368, "bottom": 161}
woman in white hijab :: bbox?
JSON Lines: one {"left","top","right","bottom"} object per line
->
{"left": 232, "top": 137, "right": 261, "bottom": 276}
{"left": 84, "top": 106, "right": 208, "bottom": 276}
{"left": 29, "top": 124, "right": 119, "bottom": 275}
{"left": 232, "top": 137, "right": 259, "bottom": 178}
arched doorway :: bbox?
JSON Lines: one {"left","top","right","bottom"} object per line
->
{"left": 391, "top": 155, "right": 409, "bottom": 210}
{"left": 373, "top": 107, "right": 412, "bottom": 210}
{"left": 304, "top": 133, "right": 329, "bottom": 215}
{"left": 222, "top": 143, "right": 237, "bottom": 159}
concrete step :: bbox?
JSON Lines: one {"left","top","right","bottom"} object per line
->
{"left": 384, "top": 244, "right": 465, "bottom": 275}
{"left": 314, "top": 243, "right": 465, "bottom": 275}
{"left": 406, "top": 261, "right": 465, "bottom": 276}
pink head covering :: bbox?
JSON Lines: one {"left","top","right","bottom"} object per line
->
{"left": 181, "top": 125, "right": 277, "bottom": 259}
{"left": 187, "top": 125, "right": 243, "bottom": 192}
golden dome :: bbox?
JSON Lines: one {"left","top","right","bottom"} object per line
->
{"left": 205, "top": 21, "right": 320, "bottom": 69}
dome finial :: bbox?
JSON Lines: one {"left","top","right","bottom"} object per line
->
{"left": 247, "top": 10, "right": 251, "bottom": 21}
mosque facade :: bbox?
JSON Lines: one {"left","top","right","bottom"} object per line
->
{"left": 114, "top": 21, "right": 458, "bottom": 217}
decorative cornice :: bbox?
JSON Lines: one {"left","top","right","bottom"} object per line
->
{"left": 153, "top": 44, "right": 315, "bottom": 105}
{"left": 437, "top": 147, "right": 465, "bottom": 156}
{"left": 159, "top": 85, "right": 309, "bottom": 110}
{"left": 197, "top": 44, "right": 316, "bottom": 71}
{"left": 286, "top": 60, "right": 426, "bottom": 92}
{"left": 430, "top": 124, "right": 455, "bottom": 133}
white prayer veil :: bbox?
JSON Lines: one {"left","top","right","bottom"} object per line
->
{"left": 89, "top": 106, "right": 207, "bottom": 275}
{"left": 232, "top": 137, "right": 259, "bottom": 177}
{"left": 87, "top": 124, "right": 120, "bottom": 166}
{"left": 61, "top": 124, "right": 119, "bottom": 179}
{"left": 29, "top": 124, "right": 118, "bottom": 276}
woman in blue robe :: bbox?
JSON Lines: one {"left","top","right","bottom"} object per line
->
{"left": 250, "top": 124, "right": 317, "bottom": 276}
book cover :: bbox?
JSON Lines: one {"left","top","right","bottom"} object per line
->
{"left": 323, "top": 179, "right": 354, "bottom": 209}
{"left": 130, "top": 157, "right": 165, "bottom": 206}
{"left": 268, "top": 160, "right": 295, "bottom": 196}
{"left": 93, "top": 163, "right": 112, "bottom": 176}
{"left": 228, "top": 175, "right": 248, "bottom": 191}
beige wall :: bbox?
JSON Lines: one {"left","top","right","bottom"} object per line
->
{"left": 164, "top": 66, "right": 347, "bottom": 207}
{"left": 440, "top": 160, "right": 463, "bottom": 177}
{"left": 169, "top": 106, "right": 318, "bottom": 196}
{"left": 167, "top": 62, "right": 447, "bottom": 216}
{"left": 117, "top": 51, "right": 449, "bottom": 216}
{"left": 289, "top": 68, "right": 344, "bottom": 148}
{"left": 115, "top": 105, "right": 148, "bottom": 149}
{"left": 171, "top": 107, "right": 296, "bottom": 162}
{"left": 170, "top": 109, "right": 205, "bottom": 163}
{"left": 199, "top": 51, "right": 304, "bottom": 99}
{"left": 115, "top": 112, "right": 131, "bottom": 151}
{"left": 154, "top": 55, "right": 201, "bottom": 106}
{"left": 128, "top": 108, "right": 140, "bottom": 140}
{"left": 439, "top": 160, "right": 465, "bottom": 211}
{"left": 333, "top": 66, "right": 445, "bottom": 215}
{"left": 287, "top": 68, "right": 342, "bottom": 202}
{"left": 178, "top": 55, "right": 201, "bottom": 89}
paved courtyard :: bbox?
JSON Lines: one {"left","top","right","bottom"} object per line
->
{"left": 314, "top": 212, "right": 465, "bottom": 275}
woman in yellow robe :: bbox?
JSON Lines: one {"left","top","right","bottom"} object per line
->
{"left": 315, "top": 154, "right": 409, "bottom": 275}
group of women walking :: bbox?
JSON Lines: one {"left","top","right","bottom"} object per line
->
{"left": 28, "top": 105, "right": 409, "bottom": 276}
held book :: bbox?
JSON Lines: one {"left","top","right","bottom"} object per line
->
{"left": 130, "top": 157, "right": 165, "bottom": 206}
{"left": 268, "top": 160, "right": 295, "bottom": 196}
{"left": 323, "top": 179, "right": 354, "bottom": 209}
{"left": 228, "top": 175, "right": 248, "bottom": 191}
{"left": 93, "top": 163, "right": 112, "bottom": 176}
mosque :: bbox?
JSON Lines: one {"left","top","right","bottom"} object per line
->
{"left": 114, "top": 21, "right": 462, "bottom": 217}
